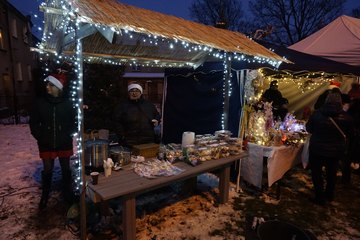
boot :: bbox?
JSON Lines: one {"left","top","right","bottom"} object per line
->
{"left": 62, "top": 170, "right": 75, "bottom": 205}
{"left": 39, "top": 171, "right": 52, "bottom": 210}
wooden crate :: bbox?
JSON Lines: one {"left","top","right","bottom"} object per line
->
{"left": 132, "top": 143, "right": 159, "bottom": 158}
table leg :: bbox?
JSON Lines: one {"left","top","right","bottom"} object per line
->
{"left": 122, "top": 195, "right": 136, "bottom": 240}
{"left": 218, "top": 165, "right": 230, "bottom": 203}
{"left": 236, "top": 159, "right": 242, "bottom": 192}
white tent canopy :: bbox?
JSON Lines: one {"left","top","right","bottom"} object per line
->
{"left": 289, "top": 15, "right": 360, "bottom": 67}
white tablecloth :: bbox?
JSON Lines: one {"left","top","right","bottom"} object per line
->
{"left": 241, "top": 142, "right": 304, "bottom": 188}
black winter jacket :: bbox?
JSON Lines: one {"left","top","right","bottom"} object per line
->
{"left": 262, "top": 88, "right": 283, "bottom": 108}
{"left": 30, "top": 95, "right": 76, "bottom": 152}
{"left": 113, "top": 98, "right": 160, "bottom": 146}
{"left": 306, "top": 102, "right": 353, "bottom": 158}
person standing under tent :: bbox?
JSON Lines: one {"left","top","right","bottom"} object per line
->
{"left": 113, "top": 83, "right": 161, "bottom": 148}
{"left": 261, "top": 80, "right": 284, "bottom": 118}
{"left": 306, "top": 92, "right": 353, "bottom": 205}
{"left": 30, "top": 72, "right": 77, "bottom": 210}
{"left": 347, "top": 91, "right": 360, "bottom": 173}
{"left": 340, "top": 94, "right": 352, "bottom": 185}
{"left": 314, "top": 80, "right": 341, "bottom": 110}
{"left": 348, "top": 83, "right": 360, "bottom": 100}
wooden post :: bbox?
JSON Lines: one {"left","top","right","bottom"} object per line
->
{"left": 223, "top": 53, "right": 232, "bottom": 130}
{"left": 76, "top": 34, "right": 87, "bottom": 240}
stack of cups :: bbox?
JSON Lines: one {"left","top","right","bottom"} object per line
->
{"left": 181, "top": 131, "right": 195, "bottom": 149}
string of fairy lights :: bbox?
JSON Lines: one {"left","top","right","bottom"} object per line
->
{"left": 35, "top": 0, "right": 285, "bottom": 190}
{"left": 257, "top": 68, "right": 339, "bottom": 93}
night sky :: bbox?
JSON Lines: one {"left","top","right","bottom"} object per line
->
{"left": 7, "top": 0, "right": 360, "bottom": 39}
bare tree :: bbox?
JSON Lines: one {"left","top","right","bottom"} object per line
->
{"left": 352, "top": 7, "right": 360, "bottom": 18}
{"left": 249, "top": 0, "right": 346, "bottom": 46}
{"left": 189, "top": 0, "right": 244, "bottom": 31}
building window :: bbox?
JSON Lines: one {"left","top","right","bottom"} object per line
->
{"left": 27, "top": 65, "right": 32, "bottom": 81}
{"left": 16, "top": 62, "right": 22, "bottom": 81}
{"left": 12, "top": 19, "right": 17, "bottom": 38}
{"left": 0, "top": 28, "right": 4, "bottom": 49}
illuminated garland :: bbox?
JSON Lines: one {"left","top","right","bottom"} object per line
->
{"left": 257, "top": 68, "right": 345, "bottom": 93}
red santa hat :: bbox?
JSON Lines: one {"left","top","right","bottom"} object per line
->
{"left": 328, "top": 80, "right": 341, "bottom": 89}
{"left": 44, "top": 74, "right": 66, "bottom": 90}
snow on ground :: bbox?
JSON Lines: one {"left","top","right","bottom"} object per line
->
{"left": 0, "top": 124, "right": 360, "bottom": 240}
{"left": 0, "top": 124, "right": 78, "bottom": 240}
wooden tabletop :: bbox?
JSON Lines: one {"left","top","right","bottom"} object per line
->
{"left": 87, "top": 152, "right": 247, "bottom": 201}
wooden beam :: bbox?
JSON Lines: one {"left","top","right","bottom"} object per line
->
{"left": 38, "top": 48, "right": 195, "bottom": 66}
{"left": 62, "top": 23, "right": 97, "bottom": 47}
{"left": 96, "top": 26, "right": 115, "bottom": 43}
{"left": 39, "top": 6, "right": 64, "bottom": 15}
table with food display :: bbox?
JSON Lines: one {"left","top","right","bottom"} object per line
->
{"left": 240, "top": 100, "right": 309, "bottom": 191}
{"left": 85, "top": 131, "right": 247, "bottom": 240}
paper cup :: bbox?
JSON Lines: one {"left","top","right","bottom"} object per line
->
{"left": 90, "top": 171, "right": 99, "bottom": 185}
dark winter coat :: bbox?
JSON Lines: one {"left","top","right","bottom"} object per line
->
{"left": 306, "top": 101, "right": 353, "bottom": 158}
{"left": 348, "top": 99, "right": 360, "bottom": 162}
{"left": 261, "top": 88, "right": 283, "bottom": 109}
{"left": 30, "top": 95, "right": 76, "bottom": 152}
{"left": 113, "top": 98, "right": 160, "bottom": 146}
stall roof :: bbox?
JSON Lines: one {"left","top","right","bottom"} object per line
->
{"left": 39, "top": 0, "right": 286, "bottom": 68}
{"left": 289, "top": 15, "right": 360, "bottom": 67}
{"left": 259, "top": 41, "right": 360, "bottom": 76}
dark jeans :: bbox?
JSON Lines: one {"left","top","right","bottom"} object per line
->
{"left": 42, "top": 157, "right": 74, "bottom": 204}
{"left": 42, "top": 157, "right": 71, "bottom": 176}
{"left": 309, "top": 152, "right": 339, "bottom": 201}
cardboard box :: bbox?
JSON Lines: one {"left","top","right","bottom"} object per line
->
{"left": 132, "top": 143, "right": 159, "bottom": 158}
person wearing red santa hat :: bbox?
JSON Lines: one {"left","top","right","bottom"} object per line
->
{"left": 30, "top": 72, "right": 77, "bottom": 210}
{"left": 314, "top": 80, "right": 342, "bottom": 110}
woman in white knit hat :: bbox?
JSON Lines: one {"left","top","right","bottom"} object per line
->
{"left": 113, "top": 82, "right": 160, "bottom": 147}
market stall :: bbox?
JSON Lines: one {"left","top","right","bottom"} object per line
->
{"left": 38, "top": 0, "right": 286, "bottom": 239}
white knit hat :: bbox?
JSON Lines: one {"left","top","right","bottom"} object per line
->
{"left": 127, "top": 83, "right": 143, "bottom": 94}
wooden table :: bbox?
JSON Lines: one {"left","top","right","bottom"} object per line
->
{"left": 86, "top": 153, "right": 247, "bottom": 240}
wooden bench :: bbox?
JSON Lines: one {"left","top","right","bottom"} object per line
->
{"left": 86, "top": 153, "right": 247, "bottom": 240}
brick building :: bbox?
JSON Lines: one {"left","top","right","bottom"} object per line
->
{"left": 0, "top": 0, "right": 38, "bottom": 121}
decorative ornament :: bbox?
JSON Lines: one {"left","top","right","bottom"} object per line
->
{"left": 245, "top": 70, "right": 264, "bottom": 104}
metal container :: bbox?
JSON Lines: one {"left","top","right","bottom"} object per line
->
{"left": 84, "top": 139, "right": 109, "bottom": 168}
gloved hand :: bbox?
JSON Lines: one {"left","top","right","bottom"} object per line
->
{"left": 151, "top": 119, "right": 159, "bottom": 127}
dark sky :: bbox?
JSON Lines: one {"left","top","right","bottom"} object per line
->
{"left": 7, "top": 0, "right": 360, "bottom": 39}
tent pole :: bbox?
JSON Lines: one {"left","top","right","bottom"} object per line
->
{"left": 223, "top": 53, "right": 231, "bottom": 130}
{"left": 160, "top": 76, "right": 167, "bottom": 141}
{"left": 75, "top": 36, "right": 87, "bottom": 240}
{"left": 238, "top": 70, "right": 247, "bottom": 140}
